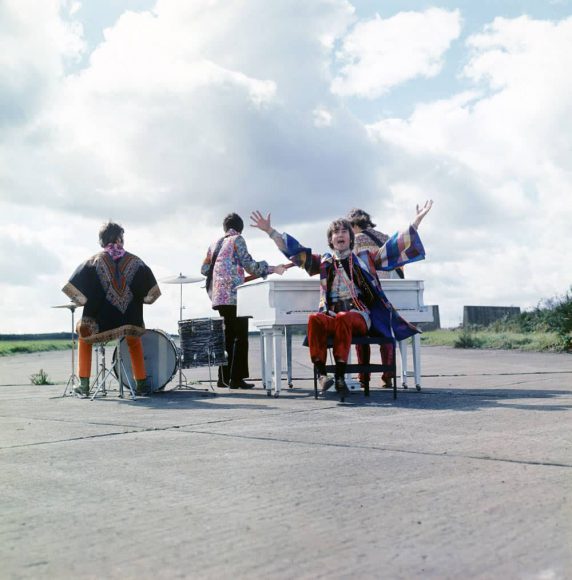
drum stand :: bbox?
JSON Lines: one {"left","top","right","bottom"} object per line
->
{"left": 91, "top": 344, "right": 109, "bottom": 397}
{"left": 173, "top": 287, "right": 215, "bottom": 395}
{"left": 90, "top": 340, "right": 136, "bottom": 400}
{"left": 173, "top": 352, "right": 216, "bottom": 395}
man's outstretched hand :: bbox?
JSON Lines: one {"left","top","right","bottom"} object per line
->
{"left": 250, "top": 210, "right": 272, "bottom": 234}
{"left": 412, "top": 200, "right": 434, "bottom": 229}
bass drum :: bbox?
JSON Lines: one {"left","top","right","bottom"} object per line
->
{"left": 113, "top": 329, "right": 179, "bottom": 392}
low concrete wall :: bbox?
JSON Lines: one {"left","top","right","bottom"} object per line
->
{"left": 417, "top": 305, "right": 441, "bottom": 331}
{"left": 463, "top": 305, "right": 521, "bottom": 327}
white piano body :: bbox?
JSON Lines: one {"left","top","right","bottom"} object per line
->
{"left": 237, "top": 278, "right": 432, "bottom": 396}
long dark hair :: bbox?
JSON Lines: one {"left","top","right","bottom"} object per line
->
{"left": 99, "top": 222, "right": 124, "bottom": 247}
{"left": 347, "top": 208, "right": 376, "bottom": 229}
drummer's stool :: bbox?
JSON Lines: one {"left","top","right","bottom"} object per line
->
{"left": 311, "top": 335, "right": 397, "bottom": 402}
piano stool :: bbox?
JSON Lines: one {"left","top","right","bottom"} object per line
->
{"left": 308, "top": 335, "right": 397, "bottom": 403}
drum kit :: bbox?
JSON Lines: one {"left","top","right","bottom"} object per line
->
{"left": 157, "top": 272, "right": 224, "bottom": 394}
{"left": 53, "top": 272, "right": 228, "bottom": 398}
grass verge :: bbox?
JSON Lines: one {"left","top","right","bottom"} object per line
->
{"left": 0, "top": 340, "right": 72, "bottom": 357}
{"left": 420, "top": 329, "right": 564, "bottom": 352}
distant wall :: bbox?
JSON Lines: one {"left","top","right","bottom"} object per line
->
{"left": 417, "top": 305, "right": 441, "bottom": 332}
{"left": 463, "top": 306, "right": 520, "bottom": 327}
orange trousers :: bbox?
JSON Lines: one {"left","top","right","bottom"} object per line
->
{"left": 78, "top": 336, "right": 146, "bottom": 380}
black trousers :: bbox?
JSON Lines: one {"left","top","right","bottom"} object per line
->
{"left": 215, "top": 305, "right": 249, "bottom": 382}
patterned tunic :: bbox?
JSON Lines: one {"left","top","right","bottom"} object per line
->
{"left": 201, "top": 228, "right": 270, "bottom": 308}
{"left": 354, "top": 228, "right": 401, "bottom": 280}
{"left": 62, "top": 251, "right": 160, "bottom": 343}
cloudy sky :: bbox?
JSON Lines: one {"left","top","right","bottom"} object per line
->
{"left": 1, "top": 0, "right": 571, "bottom": 334}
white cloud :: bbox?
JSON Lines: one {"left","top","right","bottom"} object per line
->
{"left": 313, "top": 107, "right": 333, "bottom": 127}
{"left": 1, "top": 3, "right": 572, "bottom": 333}
{"left": 366, "top": 15, "right": 572, "bottom": 323}
{"left": 0, "top": 0, "right": 84, "bottom": 127}
{"left": 331, "top": 8, "right": 462, "bottom": 98}
{"left": 0, "top": 0, "right": 370, "bottom": 224}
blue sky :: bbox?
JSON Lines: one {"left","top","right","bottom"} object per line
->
{"left": 1, "top": 0, "right": 571, "bottom": 333}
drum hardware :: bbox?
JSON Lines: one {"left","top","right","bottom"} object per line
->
{"left": 92, "top": 344, "right": 108, "bottom": 396}
{"left": 160, "top": 273, "right": 204, "bottom": 321}
{"left": 160, "top": 274, "right": 214, "bottom": 395}
{"left": 91, "top": 339, "right": 136, "bottom": 400}
{"left": 52, "top": 303, "right": 81, "bottom": 397}
{"left": 179, "top": 318, "right": 226, "bottom": 392}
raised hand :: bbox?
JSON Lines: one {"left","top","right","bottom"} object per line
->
{"left": 412, "top": 200, "right": 433, "bottom": 229}
{"left": 250, "top": 210, "right": 272, "bottom": 233}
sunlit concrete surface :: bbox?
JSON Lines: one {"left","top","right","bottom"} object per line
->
{"left": 1, "top": 338, "right": 571, "bottom": 579}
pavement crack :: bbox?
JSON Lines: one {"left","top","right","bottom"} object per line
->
{"left": 176, "top": 429, "right": 572, "bottom": 469}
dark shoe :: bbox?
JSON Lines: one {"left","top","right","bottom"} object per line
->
{"left": 135, "top": 379, "right": 150, "bottom": 396}
{"left": 230, "top": 379, "right": 255, "bottom": 389}
{"left": 217, "top": 379, "right": 229, "bottom": 388}
{"left": 318, "top": 374, "right": 334, "bottom": 394}
{"left": 74, "top": 378, "right": 90, "bottom": 398}
{"left": 335, "top": 376, "right": 350, "bottom": 397}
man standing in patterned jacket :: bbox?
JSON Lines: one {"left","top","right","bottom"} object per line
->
{"left": 201, "top": 213, "right": 286, "bottom": 389}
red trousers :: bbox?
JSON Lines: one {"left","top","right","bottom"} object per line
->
{"left": 355, "top": 342, "right": 395, "bottom": 383}
{"left": 78, "top": 336, "right": 146, "bottom": 380}
{"left": 307, "top": 311, "right": 367, "bottom": 364}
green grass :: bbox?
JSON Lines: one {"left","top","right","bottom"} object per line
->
{"left": 0, "top": 340, "right": 73, "bottom": 357}
{"left": 30, "top": 369, "right": 54, "bottom": 385}
{"left": 420, "top": 329, "right": 564, "bottom": 352}
{"left": 0, "top": 330, "right": 568, "bottom": 356}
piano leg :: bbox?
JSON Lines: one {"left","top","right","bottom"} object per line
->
{"left": 261, "top": 329, "right": 273, "bottom": 396}
{"left": 399, "top": 339, "right": 409, "bottom": 389}
{"left": 412, "top": 333, "right": 422, "bottom": 391}
{"left": 272, "top": 327, "right": 283, "bottom": 397}
{"left": 259, "top": 331, "right": 266, "bottom": 390}
{"left": 285, "top": 325, "right": 293, "bottom": 388}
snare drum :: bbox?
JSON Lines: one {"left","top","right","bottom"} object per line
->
{"left": 179, "top": 318, "right": 226, "bottom": 368}
{"left": 114, "top": 329, "right": 179, "bottom": 392}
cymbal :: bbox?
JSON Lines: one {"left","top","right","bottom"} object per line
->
{"left": 160, "top": 273, "right": 204, "bottom": 285}
{"left": 51, "top": 303, "right": 79, "bottom": 310}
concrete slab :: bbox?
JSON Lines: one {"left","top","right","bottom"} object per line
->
{"left": 1, "top": 338, "right": 571, "bottom": 579}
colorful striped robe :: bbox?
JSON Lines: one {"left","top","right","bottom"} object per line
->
{"left": 269, "top": 225, "right": 425, "bottom": 341}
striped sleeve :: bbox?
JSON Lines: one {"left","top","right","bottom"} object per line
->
{"left": 375, "top": 225, "right": 425, "bottom": 271}
{"left": 269, "top": 230, "right": 321, "bottom": 276}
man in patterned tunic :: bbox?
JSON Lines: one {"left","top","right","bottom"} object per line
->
{"left": 201, "top": 213, "right": 286, "bottom": 389}
{"left": 63, "top": 222, "right": 161, "bottom": 397}
{"left": 347, "top": 207, "right": 403, "bottom": 388}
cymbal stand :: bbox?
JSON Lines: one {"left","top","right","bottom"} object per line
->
{"left": 61, "top": 305, "right": 80, "bottom": 397}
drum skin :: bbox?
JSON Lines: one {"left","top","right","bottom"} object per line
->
{"left": 114, "top": 329, "right": 178, "bottom": 391}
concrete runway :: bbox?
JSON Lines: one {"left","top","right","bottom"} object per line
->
{"left": 1, "top": 337, "right": 571, "bottom": 579}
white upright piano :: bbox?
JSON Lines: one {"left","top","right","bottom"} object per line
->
{"left": 237, "top": 278, "right": 432, "bottom": 397}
